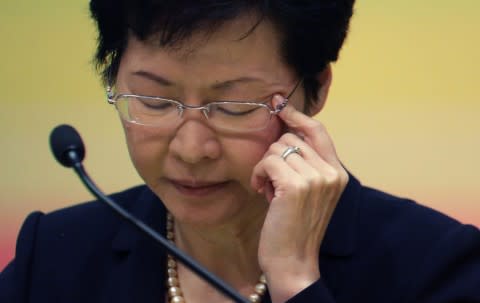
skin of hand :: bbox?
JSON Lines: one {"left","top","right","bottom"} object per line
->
{"left": 251, "top": 96, "right": 349, "bottom": 303}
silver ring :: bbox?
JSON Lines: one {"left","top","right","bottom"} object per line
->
{"left": 281, "top": 146, "right": 301, "bottom": 160}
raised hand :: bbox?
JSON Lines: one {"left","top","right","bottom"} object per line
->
{"left": 251, "top": 95, "right": 349, "bottom": 303}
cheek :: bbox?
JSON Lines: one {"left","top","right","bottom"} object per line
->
{"left": 123, "top": 123, "right": 170, "bottom": 179}
{"left": 122, "top": 116, "right": 284, "bottom": 189}
{"left": 227, "top": 118, "right": 284, "bottom": 185}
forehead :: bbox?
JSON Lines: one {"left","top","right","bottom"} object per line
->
{"left": 157, "top": 14, "right": 281, "bottom": 60}
{"left": 118, "top": 15, "right": 294, "bottom": 87}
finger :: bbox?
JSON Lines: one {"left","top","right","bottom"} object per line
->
{"left": 276, "top": 133, "right": 329, "bottom": 166}
{"left": 273, "top": 95, "right": 320, "bottom": 137}
{"left": 251, "top": 154, "right": 304, "bottom": 200}
{"left": 280, "top": 154, "right": 325, "bottom": 193}
{"left": 255, "top": 141, "right": 310, "bottom": 199}
{"left": 273, "top": 96, "right": 340, "bottom": 167}
{"left": 262, "top": 134, "right": 338, "bottom": 186}
{"left": 279, "top": 133, "right": 345, "bottom": 177}
{"left": 262, "top": 140, "right": 323, "bottom": 176}
{"left": 268, "top": 140, "right": 338, "bottom": 183}
{"left": 263, "top": 139, "right": 318, "bottom": 163}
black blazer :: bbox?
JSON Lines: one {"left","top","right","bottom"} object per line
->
{"left": 1, "top": 175, "right": 479, "bottom": 303}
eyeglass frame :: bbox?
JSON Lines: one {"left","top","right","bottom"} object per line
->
{"left": 106, "top": 79, "right": 302, "bottom": 131}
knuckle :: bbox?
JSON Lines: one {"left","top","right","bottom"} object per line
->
{"left": 269, "top": 142, "right": 285, "bottom": 153}
{"left": 326, "top": 168, "right": 348, "bottom": 192}
{"left": 292, "top": 178, "right": 309, "bottom": 193}
{"left": 303, "top": 170, "right": 322, "bottom": 187}
{"left": 310, "top": 172, "right": 325, "bottom": 188}
{"left": 264, "top": 154, "right": 278, "bottom": 166}
{"left": 311, "top": 167, "right": 344, "bottom": 190}
{"left": 328, "top": 169, "right": 341, "bottom": 183}
{"left": 279, "top": 132, "right": 298, "bottom": 144}
{"left": 304, "top": 118, "right": 323, "bottom": 131}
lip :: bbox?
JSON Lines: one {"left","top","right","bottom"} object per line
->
{"left": 167, "top": 179, "right": 231, "bottom": 197}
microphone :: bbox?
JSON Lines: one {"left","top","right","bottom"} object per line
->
{"left": 49, "top": 124, "right": 249, "bottom": 303}
{"left": 50, "top": 124, "right": 85, "bottom": 168}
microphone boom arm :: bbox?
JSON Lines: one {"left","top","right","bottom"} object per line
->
{"left": 67, "top": 151, "right": 250, "bottom": 303}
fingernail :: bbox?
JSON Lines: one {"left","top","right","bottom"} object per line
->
{"left": 272, "top": 95, "right": 287, "bottom": 111}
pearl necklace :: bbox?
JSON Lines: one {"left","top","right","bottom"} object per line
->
{"left": 166, "top": 213, "right": 268, "bottom": 303}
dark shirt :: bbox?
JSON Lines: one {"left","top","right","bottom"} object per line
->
{"left": 1, "top": 174, "right": 479, "bottom": 303}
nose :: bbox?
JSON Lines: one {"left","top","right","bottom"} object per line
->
{"left": 178, "top": 104, "right": 210, "bottom": 120}
{"left": 168, "top": 112, "right": 221, "bottom": 164}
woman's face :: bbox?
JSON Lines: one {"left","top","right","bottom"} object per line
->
{"left": 115, "top": 15, "right": 304, "bottom": 227}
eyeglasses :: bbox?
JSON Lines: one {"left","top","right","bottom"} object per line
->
{"left": 106, "top": 80, "right": 301, "bottom": 132}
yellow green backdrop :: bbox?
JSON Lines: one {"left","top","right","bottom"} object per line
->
{"left": 1, "top": 1, "right": 479, "bottom": 270}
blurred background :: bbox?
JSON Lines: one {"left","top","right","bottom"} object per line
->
{"left": 1, "top": 1, "right": 479, "bottom": 270}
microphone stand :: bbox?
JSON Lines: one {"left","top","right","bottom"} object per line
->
{"left": 67, "top": 150, "right": 250, "bottom": 303}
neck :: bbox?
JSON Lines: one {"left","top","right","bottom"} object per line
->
{"left": 173, "top": 208, "right": 266, "bottom": 286}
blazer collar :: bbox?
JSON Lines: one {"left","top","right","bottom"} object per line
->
{"left": 111, "top": 187, "right": 166, "bottom": 253}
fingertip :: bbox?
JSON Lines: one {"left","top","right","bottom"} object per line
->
{"left": 274, "top": 96, "right": 298, "bottom": 122}
{"left": 250, "top": 175, "right": 264, "bottom": 192}
{"left": 265, "top": 182, "right": 274, "bottom": 203}
{"left": 272, "top": 94, "right": 286, "bottom": 108}
{"left": 274, "top": 94, "right": 292, "bottom": 113}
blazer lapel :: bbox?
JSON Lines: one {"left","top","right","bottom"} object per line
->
{"left": 104, "top": 187, "right": 168, "bottom": 303}
{"left": 320, "top": 172, "right": 360, "bottom": 257}
{"left": 317, "top": 172, "right": 360, "bottom": 298}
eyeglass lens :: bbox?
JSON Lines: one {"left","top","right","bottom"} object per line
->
{"left": 115, "top": 96, "right": 273, "bottom": 131}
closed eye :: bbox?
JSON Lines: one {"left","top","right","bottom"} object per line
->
{"left": 137, "top": 97, "right": 175, "bottom": 111}
{"left": 213, "top": 103, "right": 264, "bottom": 116}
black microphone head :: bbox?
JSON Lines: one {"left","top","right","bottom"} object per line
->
{"left": 50, "top": 124, "right": 85, "bottom": 167}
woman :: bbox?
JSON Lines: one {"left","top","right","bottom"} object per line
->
{"left": 1, "top": 1, "right": 479, "bottom": 303}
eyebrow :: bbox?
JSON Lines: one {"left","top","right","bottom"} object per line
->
{"left": 132, "top": 71, "right": 173, "bottom": 86}
{"left": 132, "top": 70, "right": 266, "bottom": 90}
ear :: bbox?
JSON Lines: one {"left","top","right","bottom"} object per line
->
{"left": 307, "top": 64, "right": 332, "bottom": 116}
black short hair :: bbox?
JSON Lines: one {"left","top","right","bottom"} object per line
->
{"left": 90, "top": 0, "right": 355, "bottom": 108}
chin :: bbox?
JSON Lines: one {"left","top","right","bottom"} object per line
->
{"left": 158, "top": 189, "right": 267, "bottom": 228}
{"left": 169, "top": 204, "right": 242, "bottom": 227}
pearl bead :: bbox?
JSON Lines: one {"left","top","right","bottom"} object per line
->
{"left": 255, "top": 283, "right": 267, "bottom": 295}
{"left": 167, "top": 231, "right": 174, "bottom": 240}
{"left": 168, "top": 286, "right": 183, "bottom": 297}
{"left": 167, "top": 277, "right": 179, "bottom": 287}
{"left": 259, "top": 274, "right": 267, "bottom": 284}
{"left": 249, "top": 293, "right": 261, "bottom": 302}
{"left": 168, "top": 258, "right": 176, "bottom": 268}
{"left": 170, "top": 295, "right": 185, "bottom": 303}
{"left": 167, "top": 268, "right": 178, "bottom": 277}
